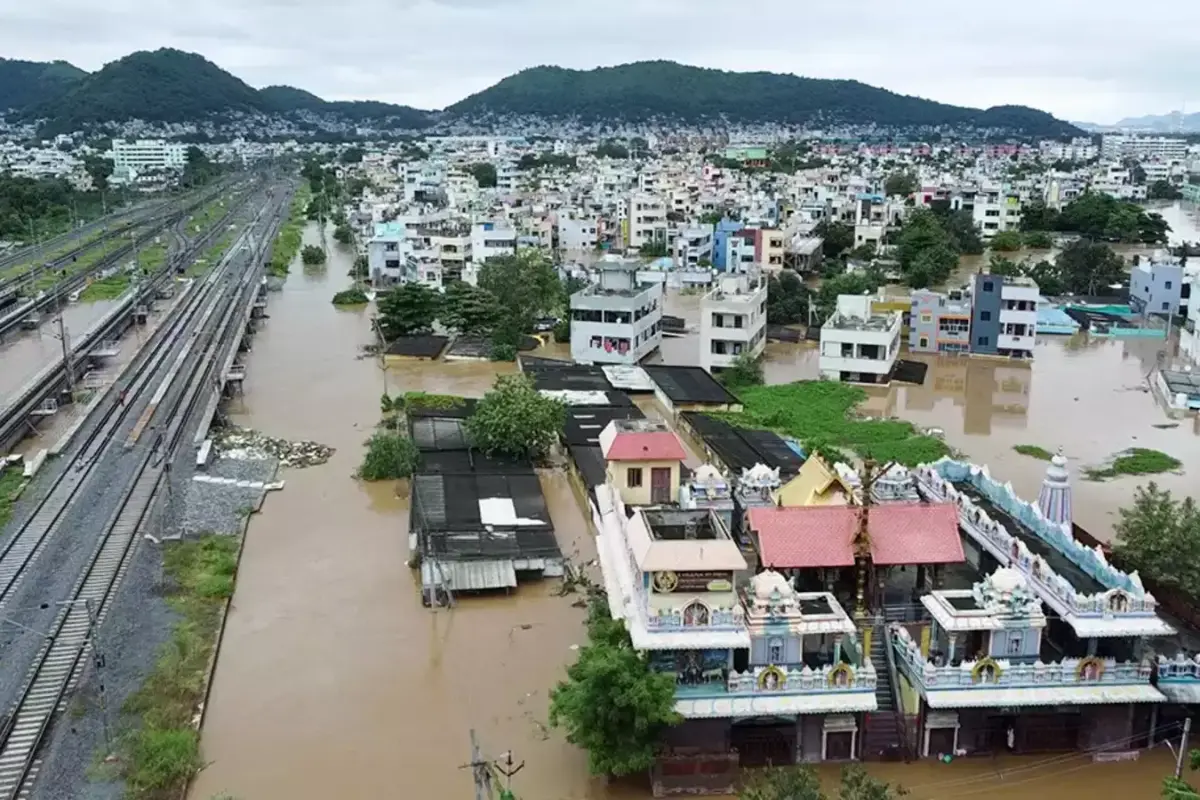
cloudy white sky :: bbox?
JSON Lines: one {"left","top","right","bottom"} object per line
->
{"left": 4, "top": 0, "right": 1199, "bottom": 123}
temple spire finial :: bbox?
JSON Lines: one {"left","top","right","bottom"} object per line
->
{"left": 1038, "top": 447, "right": 1072, "bottom": 528}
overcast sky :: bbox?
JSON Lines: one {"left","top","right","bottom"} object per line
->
{"left": 5, "top": 0, "right": 1199, "bottom": 124}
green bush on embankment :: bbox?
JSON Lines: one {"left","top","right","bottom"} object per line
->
{"left": 717, "top": 380, "right": 949, "bottom": 467}
{"left": 0, "top": 467, "right": 26, "bottom": 529}
{"left": 266, "top": 183, "right": 311, "bottom": 278}
{"left": 331, "top": 287, "right": 369, "bottom": 306}
{"left": 115, "top": 534, "right": 239, "bottom": 799}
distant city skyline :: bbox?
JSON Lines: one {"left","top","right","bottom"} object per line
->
{"left": 4, "top": 0, "right": 1199, "bottom": 124}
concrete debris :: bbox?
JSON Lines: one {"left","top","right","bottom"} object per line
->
{"left": 212, "top": 426, "right": 334, "bottom": 468}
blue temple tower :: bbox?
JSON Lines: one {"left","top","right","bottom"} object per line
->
{"left": 1037, "top": 450, "right": 1072, "bottom": 528}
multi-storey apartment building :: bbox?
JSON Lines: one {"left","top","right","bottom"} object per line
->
{"left": 469, "top": 222, "right": 516, "bottom": 267}
{"left": 626, "top": 193, "right": 668, "bottom": 252}
{"left": 909, "top": 288, "right": 973, "bottom": 354}
{"left": 569, "top": 260, "right": 663, "bottom": 364}
{"left": 674, "top": 225, "right": 715, "bottom": 267}
{"left": 110, "top": 139, "right": 188, "bottom": 172}
{"left": 557, "top": 215, "right": 600, "bottom": 252}
{"left": 1129, "top": 253, "right": 1185, "bottom": 316}
{"left": 969, "top": 273, "right": 1039, "bottom": 358}
{"left": 1101, "top": 135, "right": 1188, "bottom": 162}
{"left": 819, "top": 295, "right": 901, "bottom": 383}
{"left": 699, "top": 273, "right": 768, "bottom": 372}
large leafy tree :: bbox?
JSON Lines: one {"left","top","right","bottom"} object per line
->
{"left": 930, "top": 208, "right": 984, "bottom": 255}
{"left": 766, "top": 271, "right": 810, "bottom": 325}
{"left": 883, "top": 170, "right": 918, "bottom": 198}
{"left": 814, "top": 220, "right": 855, "bottom": 259}
{"left": 898, "top": 208, "right": 961, "bottom": 287}
{"left": 465, "top": 374, "right": 564, "bottom": 460}
{"left": 440, "top": 281, "right": 501, "bottom": 335}
{"left": 549, "top": 598, "right": 680, "bottom": 777}
{"left": 477, "top": 250, "right": 562, "bottom": 334}
{"left": 1055, "top": 239, "right": 1126, "bottom": 296}
{"left": 375, "top": 282, "right": 441, "bottom": 340}
{"left": 1114, "top": 483, "right": 1200, "bottom": 600}
{"left": 815, "top": 271, "right": 882, "bottom": 321}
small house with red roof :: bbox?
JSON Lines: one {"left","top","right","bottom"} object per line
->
{"left": 599, "top": 419, "right": 688, "bottom": 506}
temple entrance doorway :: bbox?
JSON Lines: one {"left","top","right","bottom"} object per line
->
{"left": 730, "top": 717, "right": 796, "bottom": 768}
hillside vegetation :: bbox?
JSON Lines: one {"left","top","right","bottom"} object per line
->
{"left": 448, "top": 61, "right": 1080, "bottom": 136}
{"left": 0, "top": 58, "right": 86, "bottom": 112}
{"left": 9, "top": 50, "right": 1077, "bottom": 137}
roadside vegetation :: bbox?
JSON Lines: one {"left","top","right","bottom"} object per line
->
{"left": 1114, "top": 484, "right": 1200, "bottom": 603}
{"left": 358, "top": 431, "right": 420, "bottom": 481}
{"left": 1012, "top": 444, "right": 1055, "bottom": 461}
{"left": 1084, "top": 448, "right": 1182, "bottom": 481}
{"left": 717, "top": 352, "right": 764, "bottom": 391}
{"left": 114, "top": 534, "right": 239, "bottom": 799}
{"left": 741, "top": 764, "right": 906, "bottom": 800}
{"left": 300, "top": 245, "right": 326, "bottom": 266}
{"left": 719, "top": 381, "right": 949, "bottom": 466}
{"left": 466, "top": 374, "right": 565, "bottom": 460}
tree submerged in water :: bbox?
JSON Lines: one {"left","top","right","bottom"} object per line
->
{"left": 300, "top": 245, "right": 327, "bottom": 265}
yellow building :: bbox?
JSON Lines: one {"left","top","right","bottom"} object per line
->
{"left": 773, "top": 455, "right": 856, "bottom": 508}
{"left": 600, "top": 419, "right": 688, "bottom": 507}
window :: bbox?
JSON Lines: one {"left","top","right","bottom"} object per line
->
{"left": 920, "top": 311, "right": 932, "bottom": 324}
{"left": 768, "top": 638, "right": 784, "bottom": 664}
{"left": 977, "top": 336, "right": 990, "bottom": 346}
{"left": 385, "top": 242, "right": 398, "bottom": 251}
{"left": 983, "top": 280, "right": 995, "bottom": 292}
{"left": 980, "top": 311, "right": 992, "bottom": 321}
{"left": 626, "top": 467, "right": 643, "bottom": 488}
{"left": 1166, "top": 281, "right": 1173, "bottom": 290}
{"left": 1008, "top": 632, "right": 1023, "bottom": 655}
{"left": 1163, "top": 302, "right": 1170, "bottom": 311}
{"left": 919, "top": 336, "right": 929, "bottom": 348}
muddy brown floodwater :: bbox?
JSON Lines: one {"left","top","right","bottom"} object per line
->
{"left": 0, "top": 298, "right": 120, "bottom": 402}
{"left": 191, "top": 222, "right": 1178, "bottom": 800}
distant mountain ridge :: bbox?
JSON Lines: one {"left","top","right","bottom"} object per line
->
{"left": 2, "top": 49, "right": 1080, "bottom": 137}
{"left": 447, "top": 61, "right": 1080, "bottom": 136}
{"left": 8, "top": 49, "right": 429, "bottom": 133}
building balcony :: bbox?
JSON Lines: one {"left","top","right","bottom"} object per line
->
{"left": 671, "top": 660, "right": 877, "bottom": 698}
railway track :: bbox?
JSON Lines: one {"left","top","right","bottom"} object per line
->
{"left": 0, "top": 180, "right": 265, "bottom": 452}
{"left": 0, "top": 185, "right": 291, "bottom": 799}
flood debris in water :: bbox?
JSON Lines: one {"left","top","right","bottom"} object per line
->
{"left": 212, "top": 426, "right": 334, "bottom": 468}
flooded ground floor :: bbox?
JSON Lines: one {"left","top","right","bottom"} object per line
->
{"left": 189, "top": 225, "right": 1180, "bottom": 799}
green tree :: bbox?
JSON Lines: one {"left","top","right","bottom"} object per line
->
{"left": 848, "top": 242, "right": 877, "bottom": 262}
{"left": 815, "top": 271, "right": 881, "bottom": 321}
{"left": 1162, "top": 749, "right": 1200, "bottom": 798}
{"left": 898, "top": 209, "right": 959, "bottom": 286}
{"left": 477, "top": 249, "right": 562, "bottom": 334}
{"left": 440, "top": 281, "right": 501, "bottom": 334}
{"left": 814, "top": 220, "right": 855, "bottom": 259}
{"left": 466, "top": 162, "right": 498, "bottom": 187}
{"left": 883, "top": 170, "right": 918, "bottom": 198}
{"left": 989, "top": 230, "right": 1024, "bottom": 252}
{"left": 838, "top": 764, "right": 907, "bottom": 799}
{"left": 1023, "top": 230, "right": 1054, "bottom": 249}
{"left": 1114, "top": 483, "right": 1200, "bottom": 600}
{"left": 339, "top": 146, "right": 365, "bottom": 164}
{"left": 181, "top": 145, "right": 221, "bottom": 188}
{"left": 300, "top": 245, "right": 326, "bottom": 265}
{"left": 549, "top": 598, "right": 680, "bottom": 777}
{"left": 719, "top": 352, "right": 763, "bottom": 389}
{"left": 83, "top": 154, "right": 113, "bottom": 192}
{"left": 466, "top": 374, "right": 565, "bottom": 460}
{"left": 333, "top": 223, "right": 354, "bottom": 245}
{"left": 638, "top": 241, "right": 670, "bottom": 258}
{"left": 740, "top": 766, "right": 824, "bottom": 800}
{"left": 592, "top": 141, "right": 630, "bottom": 159}
{"left": 766, "top": 271, "right": 810, "bottom": 325}
{"left": 699, "top": 211, "right": 724, "bottom": 226}
{"left": 358, "top": 431, "right": 420, "bottom": 481}
{"left": 987, "top": 254, "right": 1023, "bottom": 278}
{"left": 1056, "top": 239, "right": 1126, "bottom": 295}
{"left": 931, "top": 208, "right": 984, "bottom": 255}
{"left": 376, "top": 282, "right": 441, "bottom": 340}
{"left": 1149, "top": 180, "right": 1183, "bottom": 201}
{"left": 1026, "top": 259, "right": 1066, "bottom": 295}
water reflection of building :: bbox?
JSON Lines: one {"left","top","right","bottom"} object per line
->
{"left": 902, "top": 357, "right": 1031, "bottom": 435}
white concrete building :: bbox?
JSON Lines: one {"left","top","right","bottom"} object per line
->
{"left": 569, "top": 260, "right": 663, "bottom": 365}
{"left": 818, "top": 294, "right": 901, "bottom": 384}
{"left": 997, "top": 279, "right": 1040, "bottom": 356}
{"left": 1101, "top": 135, "right": 1188, "bottom": 162}
{"left": 470, "top": 222, "right": 516, "bottom": 266}
{"left": 674, "top": 225, "right": 715, "bottom": 267}
{"left": 558, "top": 216, "right": 600, "bottom": 252}
{"left": 627, "top": 193, "right": 668, "bottom": 253}
{"left": 699, "top": 272, "right": 768, "bottom": 373}
{"left": 110, "top": 139, "right": 188, "bottom": 172}
{"left": 967, "top": 186, "right": 1022, "bottom": 239}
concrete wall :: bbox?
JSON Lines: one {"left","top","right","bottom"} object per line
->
{"left": 605, "top": 460, "right": 680, "bottom": 506}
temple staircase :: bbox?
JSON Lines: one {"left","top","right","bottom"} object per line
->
{"left": 862, "top": 619, "right": 913, "bottom": 761}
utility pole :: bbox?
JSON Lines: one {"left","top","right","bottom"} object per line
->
{"left": 1176, "top": 717, "right": 1193, "bottom": 779}
{"left": 55, "top": 303, "right": 75, "bottom": 400}
{"left": 83, "top": 598, "right": 112, "bottom": 753}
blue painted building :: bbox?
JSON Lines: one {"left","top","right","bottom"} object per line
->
{"left": 711, "top": 219, "right": 745, "bottom": 271}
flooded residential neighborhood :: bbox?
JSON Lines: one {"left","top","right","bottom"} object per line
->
{"left": 189, "top": 220, "right": 1200, "bottom": 800}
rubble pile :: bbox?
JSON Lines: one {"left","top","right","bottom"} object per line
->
{"left": 212, "top": 426, "right": 335, "bottom": 468}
